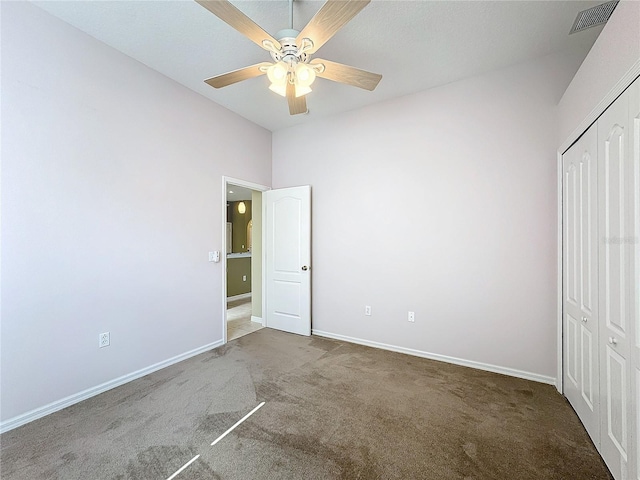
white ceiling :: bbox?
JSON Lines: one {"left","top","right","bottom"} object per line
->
{"left": 33, "top": 0, "right": 605, "bottom": 132}
{"left": 227, "top": 185, "right": 255, "bottom": 201}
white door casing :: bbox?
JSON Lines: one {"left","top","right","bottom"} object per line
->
{"left": 628, "top": 76, "right": 640, "bottom": 480}
{"left": 563, "top": 123, "right": 601, "bottom": 446}
{"left": 221, "top": 176, "right": 270, "bottom": 344}
{"left": 264, "top": 186, "right": 311, "bottom": 336}
{"left": 598, "top": 85, "right": 634, "bottom": 480}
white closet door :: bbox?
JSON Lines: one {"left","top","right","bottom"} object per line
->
{"left": 598, "top": 85, "right": 633, "bottom": 480}
{"left": 628, "top": 76, "right": 640, "bottom": 480}
{"left": 563, "top": 123, "right": 600, "bottom": 445}
{"left": 563, "top": 138, "right": 581, "bottom": 400}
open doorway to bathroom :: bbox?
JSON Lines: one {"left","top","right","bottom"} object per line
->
{"left": 225, "top": 180, "right": 266, "bottom": 341}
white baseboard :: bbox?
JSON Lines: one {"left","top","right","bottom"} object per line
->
{"left": 251, "top": 316, "right": 263, "bottom": 324}
{"left": 311, "top": 330, "right": 556, "bottom": 386}
{"left": 0, "top": 339, "right": 224, "bottom": 434}
{"left": 227, "top": 293, "right": 251, "bottom": 302}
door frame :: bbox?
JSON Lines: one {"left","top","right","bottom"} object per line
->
{"left": 221, "top": 176, "right": 270, "bottom": 344}
{"left": 556, "top": 150, "right": 564, "bottom": 394}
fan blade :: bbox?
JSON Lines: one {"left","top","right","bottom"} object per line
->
{"left": 196, "top": 0, "right": 281, "bottom": 51}
{"left": 296, "top": 0, "right": 370, "bottom": 55}
{"left": 310, "top": 59, "right": 381, "bottom": 91}
{"left": 286, "top": 81, "right": 308, "bottom": 115}
{"left": 205, "top": 62, "right": 272, "bottom": 88}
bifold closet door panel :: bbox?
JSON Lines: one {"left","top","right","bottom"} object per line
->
{"left": 562, "top": 123, "right": 600, "bottom": 446}
{"left": 563, "top": 140, "right": 580, "bottom": 401}
{"left": 597, "top": 82, "right": 634, "bottom": 480}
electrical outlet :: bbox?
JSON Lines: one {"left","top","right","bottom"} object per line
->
{"left": 408, "top": 311, "right": 415, "bottom": 322}
{"left": 99, "top": 332, "right": 110, "bottom": 348}
{"left": 365, "top": 305, "right": 372, "bottom": 316}
{"left": 242, "top": 275, "right": 247, "bottom": 282}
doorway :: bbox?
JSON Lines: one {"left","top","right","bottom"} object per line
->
{"left": 223, "top": 177, "right": 269, "bottom": 343}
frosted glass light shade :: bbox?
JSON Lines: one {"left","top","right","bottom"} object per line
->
{"left": 295, "top": 63, "right": 316, "bottom": 87}
{"left": 267, "top": 62, "right": 288, "bottom": 83}
{"left": 267, "top": 62, "right": 288, "bottom": 97}
{"left": 269, "top": 82, "right": 287, "bottom": 97}
{"left": 238, "top": 202, "right": 246, "bottom": 214}
{"left": 294, "top": 84, "right": 312, "bottom": 97}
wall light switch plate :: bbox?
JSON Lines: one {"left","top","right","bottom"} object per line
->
{"left": 408, "top": 312, "right": 415, "bottom": 322}
{"left": 365, "top": 306, "right": 372, "bottom": 316}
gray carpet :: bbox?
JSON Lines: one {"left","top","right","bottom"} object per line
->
{"left": 1, "top": 329, "right": 612, "bottom": 479}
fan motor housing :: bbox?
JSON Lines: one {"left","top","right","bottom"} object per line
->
{"left": 270, "top": 29, "right": 309, "bottom": 64}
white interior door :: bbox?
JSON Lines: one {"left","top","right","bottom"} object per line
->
{"left": 264, "top": 186, "right": 311, "bottom": 336}
{"left": 563, "top": 122, "right": 600, "bottom": 446}
{"left": 598, "top": 85, "right": 633, "bottom": 480}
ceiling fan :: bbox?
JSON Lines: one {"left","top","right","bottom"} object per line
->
{"left": 196, "top": 0, "right": 382, "bottom": 115}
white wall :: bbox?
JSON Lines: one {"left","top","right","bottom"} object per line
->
{"left": 273, "top": 53, "right": 583, "bottom": 380}
{"left": 251, "top": 190, "right": 263, "bottom": 319}
{"left": 0, "top": 2, "right": 271, "bottom": 423}
{"left": 558, "top": 0, "right": 640, "bottom": 145}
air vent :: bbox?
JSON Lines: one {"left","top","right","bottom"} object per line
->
{"left": 570, "top": 0, "right": 619, "bottom": 34}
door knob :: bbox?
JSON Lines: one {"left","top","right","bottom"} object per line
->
{"left": 581, "top": 317, "right": 588, "bottom": 323}
{"left": 608, "top": 337, "right": 618, "bottom": 346}
{"left": 301, "top": 266, "right": 309, "bottom": 271}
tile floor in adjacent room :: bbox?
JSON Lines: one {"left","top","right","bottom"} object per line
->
{"left": 227, "top": 297, "right": 263, "bottom": 341}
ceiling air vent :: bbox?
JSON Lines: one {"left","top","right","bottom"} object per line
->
{"left": 570, "top": 0, "right": 619, "bottom": 34}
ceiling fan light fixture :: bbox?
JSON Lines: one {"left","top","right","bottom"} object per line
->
{"left": 295, "top": 63, "right": 316, "bottom": 88}
{"left": 269, "top": 82, "right": 287, "bottom": 97}
{"left": 267, "top": 61, "right": 288, "bottom": 84}
{"left": 198, "top": 0, "right": 382, "bottom": 116}
{"left": 267, "top": 61, "right": 289, "bottom": 97}
{"left": 294, "top": 84, "right": 312, "bottom": 98}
